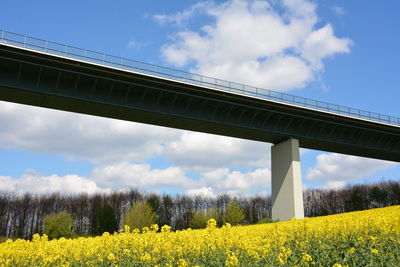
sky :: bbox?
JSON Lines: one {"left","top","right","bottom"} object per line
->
{"left": 0, "top": 0, "right": 399, "bottom": 197}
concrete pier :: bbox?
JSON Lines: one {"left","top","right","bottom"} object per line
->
{"left": 271, "top": 139, "right": 304, "bottom": 221}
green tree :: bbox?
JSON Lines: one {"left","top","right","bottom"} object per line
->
{"left": 94, "top": 202, "right": 118, "bottom": 235}
{"left": 43, "top": 211, "right": 74, "bottom": 239}
{"left": 223, "top": 200, "right": 244, "bottom": 226}
{"left": 345, "top": 189, "right": 365, "bottom": 211}
{"left": 189, "top": 211, "right": 209, "bottom": 229}
{"left": 124, "top": 201, "right": 156, "bottom": 231}
{"left": 147, "top": 195, "right": 161, "bottom": 225}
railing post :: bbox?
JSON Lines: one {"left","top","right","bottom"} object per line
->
{"left": 0, "top": 30, "right": 4, "bottom": 42}
{"left": 45, "top": 40, "right": 48, "bottom": 53}
{"left": 24, "top": 35, "right": 27, "bottom": 47}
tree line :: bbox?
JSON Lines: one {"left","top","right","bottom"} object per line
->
{"left": 0, "top": 179, "right": 399, "bottom": 239}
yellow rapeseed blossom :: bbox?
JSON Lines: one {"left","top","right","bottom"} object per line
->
{"left": 0, "top": 206, "right": 398, "bottom": 266}
{"left": 225, "top": 252, "right": 239, "bottom": 267}
{"left": 301, "top": 253, "right": 312, "bottom": 263}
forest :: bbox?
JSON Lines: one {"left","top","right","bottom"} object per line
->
{"left": 0, "top": 179, "right": 399, "bottom": 239}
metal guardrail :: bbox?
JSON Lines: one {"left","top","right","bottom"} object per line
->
{"left": 1, "top": 29, "right": 399, "bottom": 126}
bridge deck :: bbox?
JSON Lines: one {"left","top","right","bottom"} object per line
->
{"left": 0, "top": 30, "right": 399, "bottom": 162}
{"left": 1, "top": 30, "right": 399, "bottom": 127}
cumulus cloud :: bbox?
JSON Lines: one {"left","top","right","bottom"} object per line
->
{"left": 0, "top": 101, "right": 271, "bottom": 172}
{"left": 192, "top": 167, "right": 271, "bottom": 196}
{"left": 91, "top": 162, "right": 193, "bottom": 190}
{"left": 156, "top": 0, "right": 352, "bottom": 91}
{"left": 0, "top": 163, "right": 271, "bottom": 196}
{"left": 185, "top": 187, "right": 216, "bottom": 198}
{"left": 307, "top": 153, "right": 396, "bottom": 188}
{"left": 0, "top": 173, "right": 104, "bottom": 195}
{"left": 164, "top": 131, "right": 269, "bottom": 172}
{"left": 91, "top": 162, "right": 271, "bottom": 196}
{"left": 301, "top": 24, "right": 351, "bottom": 70}
{"left": 0, "top": 101, "right": 179, "bottom": 165}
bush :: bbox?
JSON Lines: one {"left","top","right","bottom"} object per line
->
{"left": 223, "top": 200, "right": 244, "bottom": 226}
{"left": 124, "top": 201, "right": 156, "bottom": 231}
{"left": 189, "top": 211, "right": 209, "bottom": 229}
{"left": 43, "top": 211, "right": 74, "bottom": 239}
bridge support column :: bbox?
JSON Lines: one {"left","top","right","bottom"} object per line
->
{"left": 271, "top": 138, "right": 304, "bottom": 221}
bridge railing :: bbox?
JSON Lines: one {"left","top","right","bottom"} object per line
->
{"left": 1, "top": 29, "right": 399, "bottom": 126}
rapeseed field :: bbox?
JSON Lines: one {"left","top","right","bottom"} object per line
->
{"left": 0, "top": 206, "right": 399, "bottom": 266}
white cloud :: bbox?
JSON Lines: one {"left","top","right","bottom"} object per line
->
{"left": 325, "top": 181, "right": 347, "bottom": 189}
{"left": 164, "top": 131, "right": 269, "bottom": 172}
{"left": 127, "top": 40, "right": 148, "bottom": 50}
{"left": 154, "top": 1, "right": 213, "bottom": 26}
{"left": 91, "top": 162, "right": 193, "bottom": 190}
{"left": 186, "top": 186, "right": 216, "bottom": 198}
{"left": 0, "top": 101, "right": 179, "bottom": 165}
{"left": 301, "top": 24, "right": 352, "bottom": 70}
{"left": 332, "top": 6, "right": 345, "bottom": 16}
{"left": 0, "top": 163, "right": 271, "bottom": 196}
{"left": 0, "top": 101, "right": 270, "bottom": 171}
{"left": 91, "top": 162, "right": 271, "bottom": 196}
{"left": 156, "top": 0, "right": 352, "bottom": 91}
{"left": 307, "top": 153, "right": 396, "bottom": 187}
{"left": 218, "top": 168, "right": 270, "bottom": 192}
{"left": 0, "top": 173, "right": 104, "bottom": 195}
{"left": 195, "top": 167, "right": 271, "bottom": 196}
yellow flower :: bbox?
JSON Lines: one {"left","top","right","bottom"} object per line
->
{"left": 302, "top": 253, "right": 312, "bottom": 263}
{"left": 123, "top": 225, "right": 130, "bottom": 233}
{"left": 150, "top": 224, "right": 159, "bottom": 232}
{"left": 177, "top": 259, "right": 188, "bottom": 267}
{"left": 206, "top": 218, "right": 217, "bottom": 229}
{"left": 0, "top": 205, "right": 398, "bottom": 266}
{"left": 225, "top": 252, "right": 239, "bottom": 267}
{"left": 139, "top": 252, "right": 152, "bottom": 262}
{"left": 276, "top": 254, "right": 286, "bottom": 265}
{"left": 107, "top": 252, "right": 116, "bottom": 262}
{"left": 371, "top": 249, "right": 378, "bottom": 254}
{"left": 161, "top": 225, "right": 171, "bottom": 233}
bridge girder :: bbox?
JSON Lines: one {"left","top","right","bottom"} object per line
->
{"left": 0, "top": 44, "right": 399, "bottom": 162}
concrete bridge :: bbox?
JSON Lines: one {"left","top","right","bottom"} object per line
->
{"left": 0, "top": 30, "right": 399, "bottom": 221}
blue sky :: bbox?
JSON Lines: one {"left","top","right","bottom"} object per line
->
{"left": 0, "top": 0, "right": 399, "bottom": 196}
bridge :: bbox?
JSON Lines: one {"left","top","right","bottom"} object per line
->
{"left": 0, "top": 30, "right": 399, "bottom": 221}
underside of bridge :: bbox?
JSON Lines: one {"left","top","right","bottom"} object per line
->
{"left": 0, "top": 42, "right": 399, "bottom": 221}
